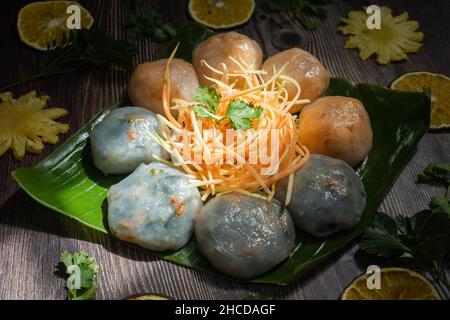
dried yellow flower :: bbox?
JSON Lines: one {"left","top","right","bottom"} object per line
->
{"left": 338, "top": 6, "right": 424, "bottom": 64}
{"left": 0, "top": 91, "right": 69, "bottom": 160}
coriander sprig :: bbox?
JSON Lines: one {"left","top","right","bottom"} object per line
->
{"left": 359, "top": 162, "right": 450, "bottom": 299}
{"left": 59, "top": 251, "right": 100, "bottom": 300}
{"left": 226, "top": 100, "right": 263, "bottom": 130}
{"left": 192, "top": 86, "right": 263, "bottom": 130}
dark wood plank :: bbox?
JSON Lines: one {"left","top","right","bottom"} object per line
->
{"left": 0, "top": 0, "right": 449, "bottom": 300}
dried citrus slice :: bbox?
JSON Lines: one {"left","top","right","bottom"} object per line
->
{"left": 17, "top": 1, "right": 94, "bottom": 51}
{"left": 189, "top": 0, "right": 255, "bottom": 29}
{"left": 342, "top": 268, "right": 441, "bottom": 300}
{"left": 391, "top": 72, "right": 450, "bottom": 129}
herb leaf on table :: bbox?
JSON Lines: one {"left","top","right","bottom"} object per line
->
{"left": 359, "top": 208, "right": 450, "bottom": 297}
{"left": 418, "top": 162, "right": 450, "bottom": 196}
{"left": 0, "top": 29, "right": 137, "bottom": 92}
{"left": 430, "top": 196, "right": 450, "bottom": 215}
{"left": 417, "top": 162, "right": 450, "bottom": 184}
{"left": 358, "top": 212, "right": 409, "bottom": 257}
{"left": 60, "top": 251, "right": 100, "bottom": 300}
{"left": 359, "top": 162, "right": 450, "bottom": 298}
{"left": 44, "top": 29, "right": 137, "bottom": 73}
{"left": 264, "top": 0, "right": 331, "bottom": 30}
{"left": 361, "top": 209, "right": 450, "bottom": 261}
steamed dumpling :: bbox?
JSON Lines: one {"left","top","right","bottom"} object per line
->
{"left": 195, "top": 193, "right": 296, "bottom": 279}
{"left": 192, "top": 32, "right": 263, "bottom": 87}
{"left": 108, "top": 162, "right": 203, "bottom": 251}
{"left": 262, "top": 48, "right": 330, "bottom": 112}
{"left": 276, "top": 155, "right": 366, "bottom": 237}
{"left": 90, "top": 107, "right": 168, "bottom": 174}
{"left": 298, "top": 96, "right": 373, "bottom": 167}
{"left": 128, "top": 59, "right": 199, "bottom": 116}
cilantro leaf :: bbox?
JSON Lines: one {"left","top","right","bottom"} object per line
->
{"left": 360, "top": 162, "right": 450, "bottom": 297}
{"left": 417, "top": 163, "right": 450, "bottom": 185}
{"left": 430, "top": 196, "right": 450, "bottom": 215}
{"left": 226, "top": 100, "right": 263, "bottom": 130}
{"left": 358, "top": 213, "right": 409, "bottom": 257}
{"left": 69, "top": 285, "right": 98, "bottom": 301}
{"left": 192, "top": 86, "right": 221, "bottom": 116}
{"left": 418, "top": 162, "right": 450, "bottom": 198}
{"left": 360, "top": 209, "right": 450, "bottom": 260}
{"left": 191, "top": 89, "right": 263, "bottom": 130}
{"left": 409, "top": 209, "right": 450, "bottom": 262}
{"left": 60, "top": 251, "right": 73, "bottom": 269}
{"left": 59, "top": 251, "right": 99, "bottom": 300}
{"left": 359, "top": 208, "right": 450, "bottom": 297}
{"left": 192, "top": 105, "right": 214, "bottom": 119}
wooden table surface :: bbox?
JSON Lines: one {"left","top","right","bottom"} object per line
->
{"left": 0, "top": 0, "right": 449, "bottom": 300}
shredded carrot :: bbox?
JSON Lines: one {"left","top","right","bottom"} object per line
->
{"left": 163, "top": 43, "right": 182, "bottom": 129}
{"left": 155, "top": 46, "right": 311, "bottom": 202}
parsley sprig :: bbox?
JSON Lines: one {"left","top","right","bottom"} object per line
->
{"left": 264, "top": 0, "right": 331, "bottom": 30}
{"left": 359, "top": 163, "right": 450, "bottom": 298}
{"left": 60, "top": 251, "right": 100, "bottom": 300}
{"left": 125, "top": 0, "right": 177, "bottom": 41}
{"left": 192, "top": 86, "right": 263, "bottom": 130}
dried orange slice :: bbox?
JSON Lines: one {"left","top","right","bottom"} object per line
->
{"left": 17, "top": 1, "right": 94, "bottom": 51}
{"left": 391, "top": 72, "right": 450, "bottom": 129}
{"left": 342, "top": 268, "right": 441, "bottom": 300}
{"left": 189, "top": 0, "right": 255, "bottom": 29}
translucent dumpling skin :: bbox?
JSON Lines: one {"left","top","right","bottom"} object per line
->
{"left": 298, "top": 96, "right": 373, "bottom": 167}
{"left": 108, "top": 162, "right": 203, "bottom": 251}
{"left": 262, "top": 48, "right": 330, "bottom": 112}
{"left": 195, "top": 194, "right": 296, "bottom": 279}
{"left": 128, "top": 59, "right": 199, "bottom": 116}
{"left": 276, "top": 155, "right": 366, "bottom": 238}
{"left": 192, "top": 32, "right": 263, "bottom": 87}
{"left": 90, "top": 107, "right": 168, "bottom": 175}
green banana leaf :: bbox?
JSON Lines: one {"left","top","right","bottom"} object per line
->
{"left": 12, "top": 23, "right": 430, "bottom": 285}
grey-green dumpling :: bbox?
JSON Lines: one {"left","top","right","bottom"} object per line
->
{"left": 195, "top": 194, "right": 296, "bottom": 279}
{"left": 108, "top": 162, "right": 202, "bottom": 251}
{"left": 276, "top": 155, "right": 366, "bottom": 237}
{"left": 90, "top": 106, "right": 168, "bottom": 175}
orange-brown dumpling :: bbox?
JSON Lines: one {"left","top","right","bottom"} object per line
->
{"left": 128, "top": 59, "right": 199, "bottom": 116}
{"left": 298, "top": 96, "right": 373, "bottom": 167}
{"left": 262, "top": 48, "right": 330, "bottom": 112}
{"left": 192, "top": 32, "right": 263, "bottom": 87}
